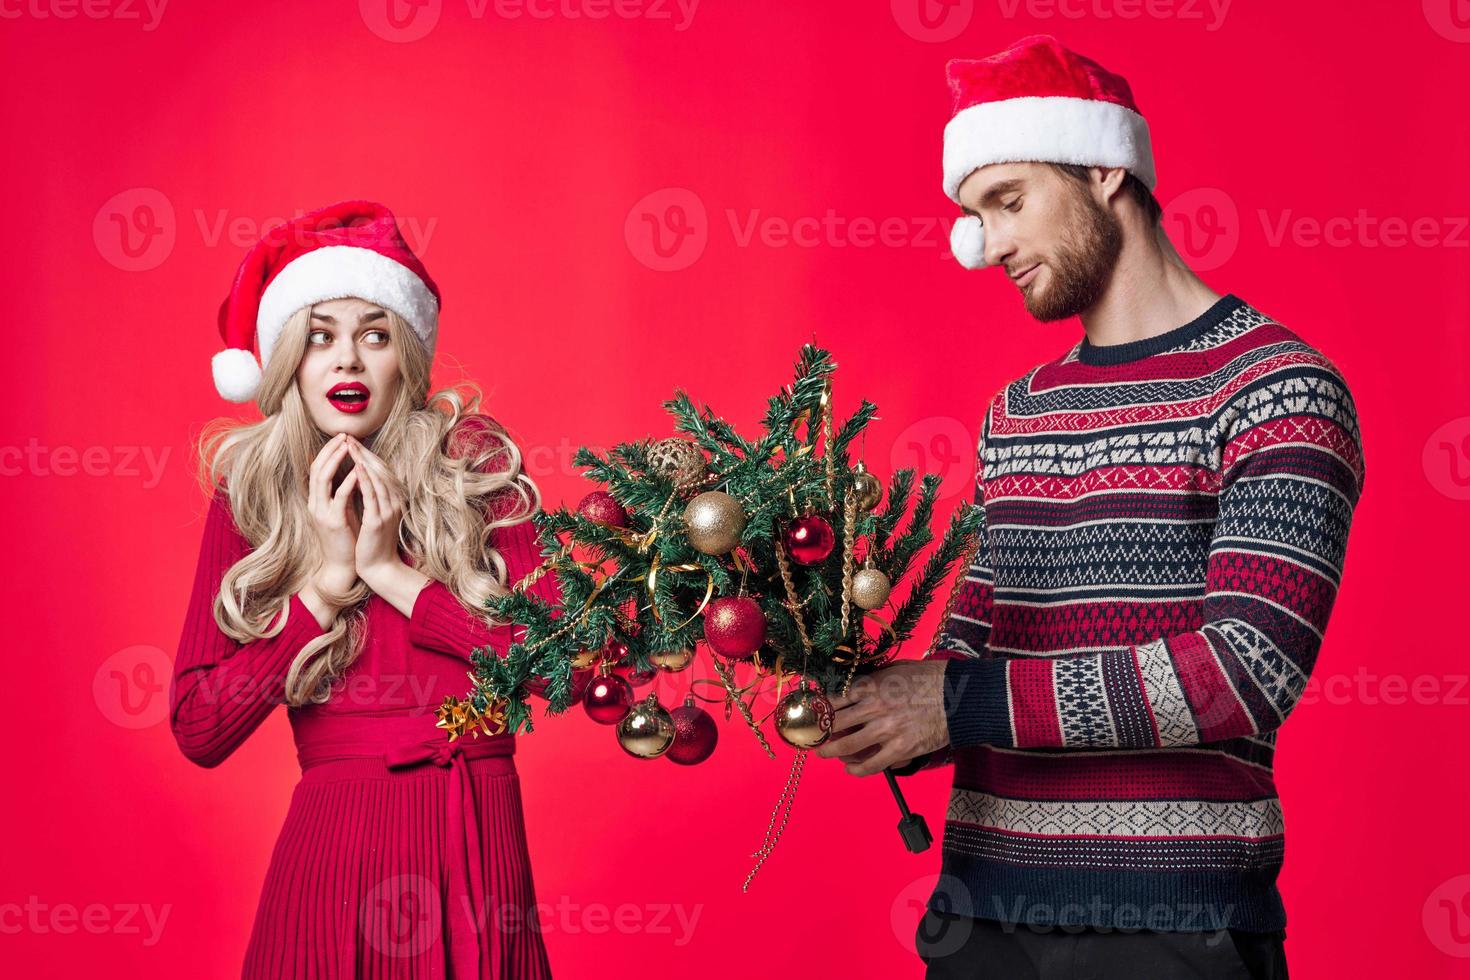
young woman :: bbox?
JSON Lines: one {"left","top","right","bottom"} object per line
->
{"left": 170, "top": 201, "right": 558, "bottom": 978}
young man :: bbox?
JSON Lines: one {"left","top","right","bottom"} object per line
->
{"left": 816, "top": 35, "right": 1365, "bottom": 979}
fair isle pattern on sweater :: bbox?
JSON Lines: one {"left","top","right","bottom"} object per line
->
{"left": 930, "top": 293, "right": 1365, "bottom": 933}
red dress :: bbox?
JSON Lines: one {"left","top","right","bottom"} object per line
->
{"left": 170, "top": 480, "right": 559, "bottom": 979}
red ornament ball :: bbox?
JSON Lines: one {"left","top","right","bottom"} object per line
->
{"left": 567, "top": 668, "right": 595, "bottom": 702}
{"left": 703, "top": 596, "right": 766, "bottom": 660}
{"left": 583, "top": 672, "right": 634, "bottom": 725}
{"left": 578, "top": 490, "right": 629, "bottom": 528}
{"left": 783, "top": 514, "right": 835, "bottom": 564}
{"left": 618, "top": 663, "right": 659, "bottom": 688}
{"left": 666, "top": 699, "right": 719, "bottom": 766}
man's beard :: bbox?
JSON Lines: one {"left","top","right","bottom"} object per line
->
{"left": 1022, "top": 188, "right": 1123, "bottom": 322}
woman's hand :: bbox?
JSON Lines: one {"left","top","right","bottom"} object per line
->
{"left": 344, "top": 436, "right": 408, "bottom": 582}
{"left": 306, "top": 433, "right": 361, "bottom": 595}
{"left": 341, "top": 436, "right": 432, "bottom": 617}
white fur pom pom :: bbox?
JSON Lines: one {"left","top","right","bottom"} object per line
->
{"left": 212, "top": 348, "right": 263, "bottom": 403}
{"left": 949, "top": 215, "right": 988, "bottom": 269}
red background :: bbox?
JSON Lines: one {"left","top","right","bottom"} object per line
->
{"left": 3, "top": 0, "right": 1468, "bottom": 976}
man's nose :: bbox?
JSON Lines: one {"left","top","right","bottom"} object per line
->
{"left": 983, "top": 227, "right": 1015, "bottom": 269}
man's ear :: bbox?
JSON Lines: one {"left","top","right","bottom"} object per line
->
{"left": 1092, "top": 165, "right": 1129, "bottom": 207}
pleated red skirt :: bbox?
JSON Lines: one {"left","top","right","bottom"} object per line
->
{"left": 241, "top": 712, "right": 553, "bottom": 979}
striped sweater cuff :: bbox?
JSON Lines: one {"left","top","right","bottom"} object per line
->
{"left": 943, "top": 657, "right": 1013, "bottom": 748}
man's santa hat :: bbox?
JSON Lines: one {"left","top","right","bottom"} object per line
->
{"left": 943, "top": 35, "right": 1156, "bottom": 269}
{"left": 212, "top": 200, "right": 441, "bottom": 403}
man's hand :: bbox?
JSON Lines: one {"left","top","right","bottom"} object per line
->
{"left": 815, "top": 660, "right": 950, "bottom": 777}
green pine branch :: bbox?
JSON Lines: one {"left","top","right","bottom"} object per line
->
{"left": 873, "top": 500, "right": 986, "bottom": 656}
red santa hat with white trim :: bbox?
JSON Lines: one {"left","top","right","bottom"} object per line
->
{"left": 212, "top": 200, "right": 442, "bottom": 403}
{"left": 943, "top": 35, "right": 1156, "bottom": 269}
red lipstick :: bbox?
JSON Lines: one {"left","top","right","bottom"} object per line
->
{"left": 327, "top": 382, "right": 371, "bottom": 414}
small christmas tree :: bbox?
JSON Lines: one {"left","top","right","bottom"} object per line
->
{"left": 436, "top": 344, "right": 983, "bottom": 761}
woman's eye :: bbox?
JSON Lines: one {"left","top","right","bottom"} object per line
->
{"left": 1003, "top": 199, "right": 1022, "bottom": 213}
{"left": 308, "top": 328, "right": 387, "bottom": 345}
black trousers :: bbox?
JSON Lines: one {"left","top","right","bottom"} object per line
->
{"left": 917, "top": 911, "right": 1289, "bottom": 979}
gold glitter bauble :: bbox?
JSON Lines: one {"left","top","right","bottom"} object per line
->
{"left": 683, "top": 490, "right": 747, "bottom": 555}
{"left": 851, "top": 462, "right": 884, "bottom": 513}
{"left": 774, "top": 687, "right": 834, "bottom": 749}
{"left": 851, "top": 567, "right": 892, "bottom": 611}
{"left": 616, "top": 695, "right": 676, "bottom": 759}
{"left": 648, "top": 437, "right": 707, "bottom": 490}
{"left": 649, "top": 647, "right": 695, "bottom": 672}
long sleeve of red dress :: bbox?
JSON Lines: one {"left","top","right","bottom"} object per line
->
{"left": 170, "top": 489, "right": 330, "bottom": 769}
{"left": 406, "top": 517, "right": 560, "bottom": 659}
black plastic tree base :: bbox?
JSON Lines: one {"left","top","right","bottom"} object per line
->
{"left": 885, "top": 767, "right": 933, "bottom": 853}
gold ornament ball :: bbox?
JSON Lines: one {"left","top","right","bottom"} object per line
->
{"left": 851, "top": 462, "right": 884, "bottom": 513}
{"left": 851, "top": 567, "right": 892, "bottom": 611}
{"left": 616, "top": 696, "right": 676, "bottom": 759}
{"left": 774, "top": 688, "right": 835, "bottom": 749}
{"left": 649, "top": 647, "right": 695, "bottom": 672}
{"left": 683, "top": 491, "right": 747, "bottom": 555}
{"left": 648, "top": 437, "right": 707, "bottom": 490}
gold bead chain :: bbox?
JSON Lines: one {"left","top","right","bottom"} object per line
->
{"left": 742, "top": 747, "right": 806, "bottom": 892}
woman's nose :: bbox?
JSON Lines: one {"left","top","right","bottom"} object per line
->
{"left": 334, "top": 344, "right": 363, "bottom": 370}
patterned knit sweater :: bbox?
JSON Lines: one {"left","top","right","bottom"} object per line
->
{"left": 927, "top": 293, "right": 1365, "bottom": 933}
